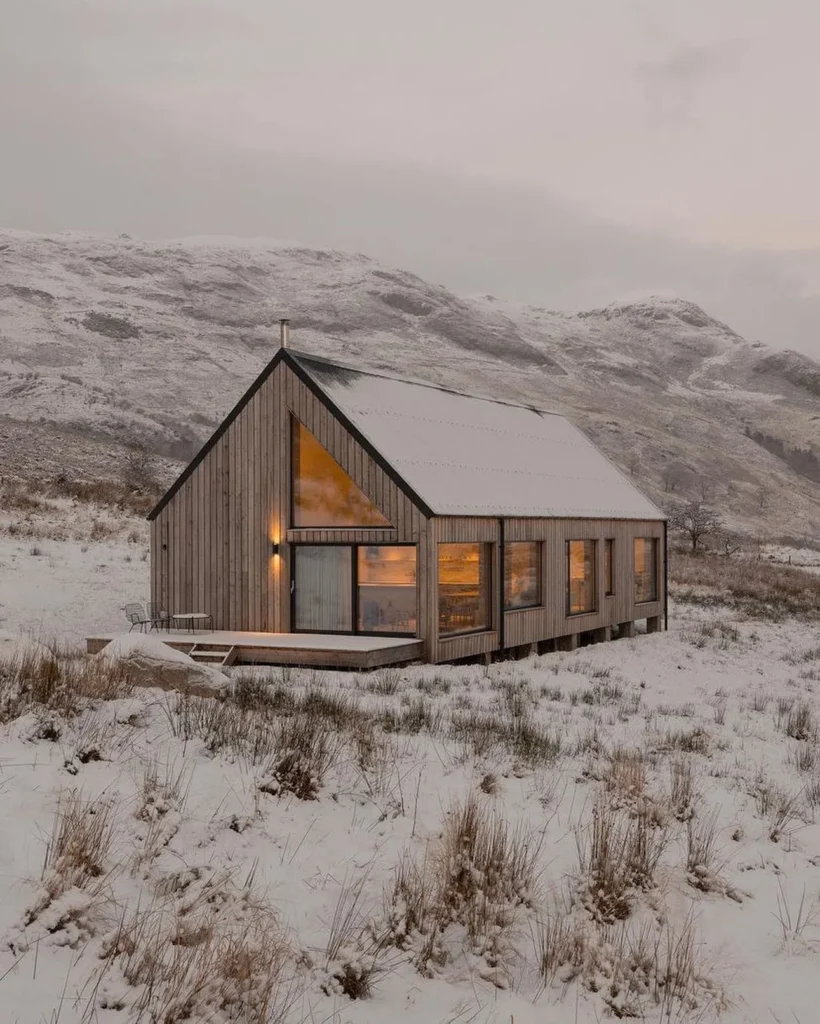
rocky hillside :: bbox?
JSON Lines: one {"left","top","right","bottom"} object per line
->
{"left": 1, "top": 230, "right": 819, "bottom": 539}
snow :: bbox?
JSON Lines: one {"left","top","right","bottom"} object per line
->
{"left": 93, "top": 630, "right": 421, "bottom": 652}
{"left": 295, "top": 353, "right": 665, "bottom": 519}
{"left": 2, "top": 230, "right": 818, "bottom": 539}
{"left": 1, "top": 527, "right": 820, "bottom": 1023}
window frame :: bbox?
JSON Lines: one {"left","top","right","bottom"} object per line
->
{"left": 438, "top": 542, "right": 493, "bottom": 638}
{"left": 356, "top": 544, "right": 419, "bottom": 636}
{"left": 566, "top": 538, "right": 598, "bottom": 616}
{"left": 291, "top": 542, "right": 418, "bottom": 637}
{"left": 633, "top": 537, "right": 659, "bottom": 604}
{"left": 503, "top": 540, "right": 542, "bottom": 612}
{"left": 604, "top": 538, "right": 615, "bottom": 597}
{"left": 290, "top": 415, "right": 391, "bottom": 530}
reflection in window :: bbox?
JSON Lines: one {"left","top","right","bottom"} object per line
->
{"left": 567, "top": 539, "right": 596, "bottom": 615}
{"left": 358, "top": 546, "right": 417, "bottom": 634}
{"left": 634, "top": 538, "right": 658, "bottom": 603}
{"left": 438, "top": 543, "right": 490, "bottom": 636}
{"left": 292, "top": 420, "right": 390, "bottom": 528}
{"left": 604, "top": 539, "right": 614, "bottom": 596}
{"left": 504, "top": 542, "right": 540, "bottom": 610}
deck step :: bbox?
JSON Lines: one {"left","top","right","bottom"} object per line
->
{"left": 189, "top": 644, "right": 237, "bottom": 668}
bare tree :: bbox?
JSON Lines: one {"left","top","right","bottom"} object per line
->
{"left": 120, "top": 439, "right": 157, "bottom": 492}
{"left": 661, "top": 464, "right": 682, "bottom": 494}
{"left": 668, "top": 499, "right": 723, "bottom": 553}
{"left": 715, "top": 529, "right": 743, "bottom": 558}
{"left": 756, "top": 486, "right": 771, "bottom": 513}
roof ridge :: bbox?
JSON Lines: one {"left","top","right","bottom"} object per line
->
{"left": 288, "top": 348, "right": 564, "bottom": 417}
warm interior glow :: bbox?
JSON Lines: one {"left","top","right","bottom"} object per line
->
{"left": 292, "top": 421, "right": 390, "bottom": 528}
{"left": 438, "top": 542, "right": 489, "bottom": 635}
{"left": 568, "top": 539, "right": 596, "bottom": 615}
{"left": 504, "top": 541, "right": 540, "bottom": 610}
{"left": 634, "top": 538, "right": 658, "bottom": 603}
{"left": 358, "top": 546, "right": 417, "bottom": 634}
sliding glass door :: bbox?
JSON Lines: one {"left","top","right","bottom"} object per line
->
{"left": 293, "top": 546, "right": 353, "bottom": 632}
{"left": 293, "top": 545, "right": 417, "bottom": 635}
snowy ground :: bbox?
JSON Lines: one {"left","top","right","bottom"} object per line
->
{"left": 1, "top": 532, "right": 819, "bottom": 1023}
{"left": 0, "top": 514, "right": 149, "bottom": 641}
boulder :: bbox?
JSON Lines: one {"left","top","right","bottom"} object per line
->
{"left": 96, "top": 633, "right": 229, "bottom": 694}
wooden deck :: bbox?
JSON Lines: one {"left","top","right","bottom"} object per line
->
{"left": 85, "top": 631, "right": 425, "bottom": 670}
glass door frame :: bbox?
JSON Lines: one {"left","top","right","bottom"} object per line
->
{"left": 290, "top": 542, "right": 418, "bottom": 638}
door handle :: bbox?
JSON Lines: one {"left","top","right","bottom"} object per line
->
{"left": 290, "top": 580, "right": 296, "bottom": 594}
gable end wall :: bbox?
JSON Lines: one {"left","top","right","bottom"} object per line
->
{"left": 150, "top": 360, "right": 429, "bottom": 634}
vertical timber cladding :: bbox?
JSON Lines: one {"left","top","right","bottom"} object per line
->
{"left": 151, "top": 358, "right": 429, "bottom": 634}
{"left": 424, "top": 517, "right": 665, "bottom": 663}
{"left": 502, "top": 518, "right": 665, "bottom": 647}
{"left": 430, "top": 517, "right": 501, "bottom": 664}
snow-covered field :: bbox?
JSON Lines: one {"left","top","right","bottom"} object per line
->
{"left": 1, "top": 530, "right": 820, "bottom": 1023}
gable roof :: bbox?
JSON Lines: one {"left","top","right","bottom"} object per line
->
{"left": 149, "top": 347, "right": 664, "bottom": 521}
{"left": 292, "top": 353, "right": 664, "bottom": 520}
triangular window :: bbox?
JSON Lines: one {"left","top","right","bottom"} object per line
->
{"left": 292, "top": 420, "right": 391, "bottom": 527}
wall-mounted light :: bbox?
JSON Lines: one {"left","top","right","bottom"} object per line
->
{"left": 271, "top": 543, "right": 280, "bottom": 556}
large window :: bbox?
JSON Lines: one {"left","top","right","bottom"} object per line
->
{"left": 634, "top": 538, "right": 658, "bottom": 603}
{"left": 293, "top": 544, "right": 417, "bottom": 635}
{"left": 357, "top": 546, "right": 417, "bottom": 634}
{"left": 604, "top": 539, "right": 615, "bottom": 596}
{"left": 292, "top": 420, "right": 390, "bottom": 528}
{"left": 567, "top": 539, "right": 597, "bottom": 615}
{"left": 438, "top": 543, "right": 490, "bottom": 636}
{"left": 504, "top": 542, "right": 541, "bottom": 610}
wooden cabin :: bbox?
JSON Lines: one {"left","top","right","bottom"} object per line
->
{"left": 147, "top": 330, "right": 666, "bottom": 666}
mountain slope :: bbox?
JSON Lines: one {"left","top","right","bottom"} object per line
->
{"left": 1, "top": 229, "right": 818, "bottom": 539}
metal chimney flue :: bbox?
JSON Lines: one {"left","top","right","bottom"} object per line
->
{"left": 279, "top": 318, "right": 290, "bottom": 349}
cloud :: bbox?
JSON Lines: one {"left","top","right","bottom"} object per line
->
{"left": 1, "top": 0, "right": 819, "bottom": 361}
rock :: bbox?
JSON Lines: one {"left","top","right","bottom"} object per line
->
{"left": 96, "top": 633, "right": 228, "bottom": 694}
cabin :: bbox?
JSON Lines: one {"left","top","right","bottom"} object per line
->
{"left": 137, "top": 325, "right": 666, "bottom": 669}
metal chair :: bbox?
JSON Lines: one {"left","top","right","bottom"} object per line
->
{"left": 147, "top": 602, "right": 170, "bottom": 632}
{"left": 124, "top": 603, "right": 152, "bottom": 632}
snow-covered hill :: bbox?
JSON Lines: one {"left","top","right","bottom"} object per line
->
{"left": 1, "top": 229, "right": 819, "bottom": 538}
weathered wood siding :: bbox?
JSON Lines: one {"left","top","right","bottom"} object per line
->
{"left": 151, "top": 355, "right": 664, "bottom": 664}
{"left": 428, "top": 517, "right": 665, "bottom": 663}
{"left": 151, "top": 360, "right": 429, "bottom": 634}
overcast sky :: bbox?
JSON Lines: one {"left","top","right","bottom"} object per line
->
{"left": 3, "top": 0, "right": 820, "bottom": 358}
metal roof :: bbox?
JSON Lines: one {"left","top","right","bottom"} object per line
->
{"left": 292, "top": 352, "right": 664, "bottom": 520}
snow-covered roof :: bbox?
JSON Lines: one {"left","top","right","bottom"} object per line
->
{"left": 292, "top": 352, "right": 664, "bottom": 520}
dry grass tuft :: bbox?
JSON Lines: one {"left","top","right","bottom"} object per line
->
{"left": 450, "top": 708, "right": 561, "bottom": 767}
{"left": 668, "top": 758, "right": 698, "bottom": 822}
{"left": 535, "top": 905, "right": 722, "bottom": 1018}
{"left": 685, "top": 809, "right": 732, "bottom": 895}
{"left": 0, "top": 646, "right": 132, "bottom": 724}
{"left": 576, "top": 796, "right": 668, "bottom": 923}
{"left": 9, "top": 790, "right": 117, "bottom": 953}
{"left": 383, "top": 797, "right": 542, "bottom": 979}
{"left": 97, "top": 874, "right": 293, "bottom": 1021}
{"left": 781, "top": 701, "right": 817, "bottom": 742}
{"left": 753, "top": 774, "right": 803, "bottom": 844}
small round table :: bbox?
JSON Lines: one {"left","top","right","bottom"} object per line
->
{"left": 171, "top": 612, "right": 214, "bottom": 634}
